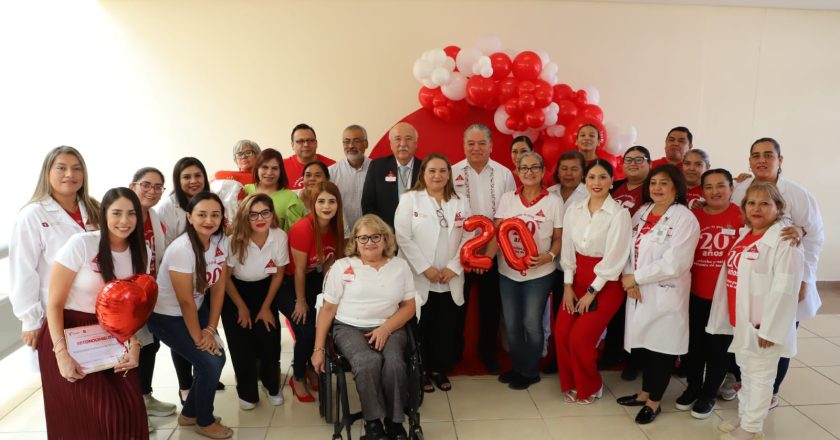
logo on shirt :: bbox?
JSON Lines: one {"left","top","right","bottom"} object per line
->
{"left": 215, "top": 247, "right": 224, "bottom": 258}
{"left": 535, "top": 209, "right": 545, "bottom": 217}
{"left": 454, "top": 212, "right": 464, "bottom": 221}
{"left": 41, "top": 222, "right": 49, "bottom": 228}
{"left": 385, "top": 171, "right": 397, "bottom": 182}
{"left": 265, "top": 260, "right": 276, "bottom": 269}
{"left": 90, "top": 255, "right": 100, "bottom": 273}
{"left": 342, "top": 265, "right": 355, "bottom": 283}
{"left": 454, "top": 174, "right": 465, "bottom": 186}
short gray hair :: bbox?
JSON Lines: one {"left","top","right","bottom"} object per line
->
{"left": 343, "top": 124, "right": 368, "bottom": 140}
{"left": 517, "top": 151, "right": 544, "bottom": 168}
{"left": 232, "top": 139, "right": 261, "bottom": 159}
{"left": 463, "top": 124, "right": 492, "bottom": 144}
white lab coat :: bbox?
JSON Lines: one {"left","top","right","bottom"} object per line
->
{"left": 624, "top": 203, "right": 700, "bottom": 355}
{"left": 394, "top": 190, "right": 472, "bottom": 307}
{"left": 9, "top": 197, "right": 94, "bottom": 331}
{"left": 706, "top": 222, "right": 804, "bottom": 358}
{"left": 732, "top": 176, "right": 824, "bottom": 321}
{"left": 154, "top": 193, "right": 188, "bottom": 247}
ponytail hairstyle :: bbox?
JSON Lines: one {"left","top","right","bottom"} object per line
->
{"left": 229, "top": 193, "right": 279, "bottom": 265}
{"left": 184, "top": 191, "right": 226, "bottom": 293}
{"left": 98, "top": 188, "right": 147, "bottom": 282}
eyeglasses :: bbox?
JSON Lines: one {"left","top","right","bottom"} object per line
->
{"left": 355, "top": 233, "right": 383, "bottom": 244}
{"left": 294, "top": 138, "right": 318, "bottom": 146}
{"left": 623, "top": 157, "right": 649, "bottom": 164}
{"left": 517, "top": 165, "right": 544, "bottom": 174}
{"left": 342, "top": 138, "right": 366, "bottom": 146}
{"left": 134, "top": 181, "right": 165, "bottom": 192}
{"left": 436, "top": 208, "right": 448, "bottom": 228}
{"left": 235, "top": 150, "right": 256, "bottom": 159}
{"left": 248, "top": 209, "right": 273, "bottom": 221}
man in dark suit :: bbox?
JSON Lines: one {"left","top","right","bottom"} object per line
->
{"left": 361, "top": 122, "right": 422, "bottom": 229}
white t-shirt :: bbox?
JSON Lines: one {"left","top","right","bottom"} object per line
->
{"left": 54, "top": 231, "right": 138, "bottom": 314}
{"left": 323, "top": 257, "right": 417, "bottom": 328}
{"left": 154, "top": 234, "right": 230, "bottom": 316}
{"left": 495, "top": 189, "right": 564, "bottom": 281}
{"left": 227, "top": 228, "right": 289, "bottom": 282}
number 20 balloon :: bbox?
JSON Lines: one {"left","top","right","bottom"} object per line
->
{"left": 459, "top": 216, "right": 539, "bottom": 276}
{"left": 459, "top": 215, "right": 495, "bottom": 272}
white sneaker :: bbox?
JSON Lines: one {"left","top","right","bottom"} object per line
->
{"left": 769, "top": 394, "right": 780, "bottom": 410}
{"left": 718, "top": 373, "right": 738, "bottom": 401}
{"left": 239, "top": 399, "right": 256, "bottom": 411}
{"left": 260, "top": 381, "right": 285, "bottom": 406}
{"left": 144, "top": 394, "right": 177, "bottom": 417}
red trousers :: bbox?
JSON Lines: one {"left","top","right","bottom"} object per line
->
{"left": 554, "top": 253, "right": 625, "bottom": 399}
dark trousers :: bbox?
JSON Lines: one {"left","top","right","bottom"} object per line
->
{"left": 420, "top": 291, "right": 461, "bottom": 373}
{"left": 148, "top": 306, "right": 226, "bottom": 427}
{"left": 684, "top": 294, "right": 732, "bottom": 400}
{"left": 138, "top": 336, "right": 161, "bottom": 394}
{"left": 275, "top": 272, "right": 321, "bottom": 380}
{"left": 461, "top": 260, "right": 502, "bottom": 363}
{"left": 638, "top": 348, "right": 677, "bottom": 401}
{"left": 221, "top": 276, "right": 281, "bottom": 403}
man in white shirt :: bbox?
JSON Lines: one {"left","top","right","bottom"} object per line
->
{"left": 329, "top": 125, "right": 372, "bottom": 238}
{"left": 452, "top": 124, "right": 516, "bottom": 373}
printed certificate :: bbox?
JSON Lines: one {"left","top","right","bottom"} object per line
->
{"left": 64, "top": 324, "right": 127, "bottom": 374}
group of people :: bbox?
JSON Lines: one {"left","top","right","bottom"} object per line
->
{"left": 9, "top": 120, "right": 823, "bottom": 440}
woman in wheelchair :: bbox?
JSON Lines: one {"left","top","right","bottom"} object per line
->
{"left": 312, "top": 214, "right": 418, "bottom": 440}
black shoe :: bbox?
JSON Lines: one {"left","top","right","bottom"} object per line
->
{"left": 616, "top": 394, "right": 646, "bottom": 406}
{"left": 674, "top": 389, "right": 697, "bottom": 411}
{"left": 508, "top": 374, "right": 540, "bottom": 390}
{"left": 634, "top": 405, "right": 661, "bottom": 424}
{"left": 621, "top": 365, "right": 638, "bottom": 381}
{"left": 216, "top": 381, "right": 226, "bottom": 391}
{"left": 690, "top": 398, "right": 715, "bottom": 419}
{"left": 541, "top": 361, "right": 558, "bottom": 375}
{"left": 481, "top": 356, "right": 502, "bottom": 374}
{"left": 498, "top": 370, "right": 520, "bottom": 384}
{"left": 364, "top": 419, "right": 388, "bottom": 440}
{"left": 387, "top": 421, "right": 408, "bottom": 440}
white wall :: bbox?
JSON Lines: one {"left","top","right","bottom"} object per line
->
{"left": 0, "top": 0, "right": 837, "bottom": 279}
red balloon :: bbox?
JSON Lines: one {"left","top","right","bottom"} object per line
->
{"left": 498, "top": 78, "right": 519, "bottom": 103}
{"left": 512, "top": 51, "right": 542, "bottom": 81}
{"left": 433, "top": 106, "right": 451, "bottom": 121}
{"left": 497, "top": 218, "right": 539, "bottom": 276}
{"left": 555, "top": 99, "right": 579, "bottom": 125}
{"left": 489, "top": 52, "right": 512, "bottom": 80}
{"left": 579, "top": 103, "right": 604, "bottom": 121}
{"left": 518, "top": 94, "right": 536, "bottom": 112}
{"left": 534, "top": 88, "right": 553, "bottom": 108}
{"left": 505, "top": 116, "right": 521, "bottom": 130}
{"left": 96, "top": 277, "right": 158, "bottom": 344}
{"left": 552, "top": 84, "right": 575, "bottom": 102}
{"left": 128, "top": 274, "right": 157, "bottom": 296}
{"left": 575, "top": 89, "right": 589, "bottom": 105}
{"left": 525, "top": 109, "right": 545, "bottom": 128}
{"left": 504, "top": 97, "right": 522, "bottom": 116}
{"left": 564, "top": 116, "right": 607, "bottom": 151}
{"left": 447, "top": 99, "right": 470, "bottom": 121}
{"left": 444, "top": 45, "right": 460, "bottom": 61}
{"left": 432, "top": 93, "right": 448, "bottom": 108}
{"left": 459, "top": 216, "right": 496, "bottom": 272}
{"left": 418, "top": 87, "right": 439, "bottom": 110}
{"left": 466, "top": 76, "right": 498, "bottom": 108}
{"left": 539, "top": 136, "right": 566, "bottom": 168}
{"left": 517, "top": 80, "right": 536, "bottom": 96}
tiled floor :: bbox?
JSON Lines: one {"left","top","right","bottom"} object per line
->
{"left": 2, "top": 310, "right": 839, "bottom": 439}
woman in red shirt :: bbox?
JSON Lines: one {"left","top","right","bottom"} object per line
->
{"left": 675, "top": 169, "right": 743, "bottom": 419}
{"left": 278, "top": 181, "right": 345, "bottom": 401}
{"left": 682, "top": 149, "right": 710, "bottom": 209}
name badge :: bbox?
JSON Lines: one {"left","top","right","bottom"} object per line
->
{"left": 385, "top": 172, "right": 396, "bottom": 182}
{"left": 342, "top": 266, "right": 355, "bottom": 283}
{"left": 745, "top": 251, "right": 760, "bottom": 261}
{"left": 215, "top": 256, "right": 226, "bottom": 264}
{"left": 264, "top": 266, "right": 277, "bottom": 274}
{"left": 721, "top": 228, "right": 737, "bottom": 236}
{"left": 652, "top": 224, "right": 670, "bottom": 243}
{"left": 85, "top": 224, "right": 97, "bottom": 232}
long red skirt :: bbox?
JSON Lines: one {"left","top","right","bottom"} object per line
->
{"left": 38, "top": 310, "right": 148, "bottom": 440}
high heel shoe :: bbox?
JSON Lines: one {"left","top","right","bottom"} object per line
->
{"left": 305, "top": 369, "right": 320, "bottom": 392}
{"left": 288, "top": 377, "right": 315, "bottom": 403}
{"left": 577, "top": 386, "right": 603, "bottom": 405}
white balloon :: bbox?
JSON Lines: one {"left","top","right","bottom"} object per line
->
{"left": 429, "top": 49, "right": 447, "bottom": 66}
{"left": 546, "top": 125, "right": 566, "bottom": 138}
{"left": 480, "top": 66, "right": 493, "bottom": 78}
{"left": 605, "top": 122, "right": 621, "bottom": 153}
{"left": 475, "top": 34, "right": 503, "bottom": 55}
{"left": 441, "top": 72, "right": 467, "bottom": 101}
{"left": 431, "top": 66, "right": 450, "bottom": 86}
{"left": 543, "top": 102, "right": 559, "bottom": 126}
{"left": 443, "top": 57, "right": 456, "bottom": 72}
{"left": 494, "top": 106, "right": 514, "bottom": 135}
{"left": 421, "top": 50, "right": 436, "bottom": 62}
{"left": 422, "top": 78, "right": 437, "bottom": 89}
{"left": 513, "top": 128, "right": 540, "bottom": 142}
{"left": 456, "top": 48, "right": 483, "bottom": 76}
{"left": 536, "top": 49, "right": 551, "bottom": 66}
{"left": 539, "top": 62, "right": 559, "bottom": 83}
{"left": 623, "top": 126, "right": 638, "bottom": 147}
{"left": 412, "top": 59, "right": 433, "bottom": 82}
{"left": 582, "top": 85, "right": 600, "bottom": 105}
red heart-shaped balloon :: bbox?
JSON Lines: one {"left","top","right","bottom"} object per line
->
{"left": 96, "top": 277, "right": 158, "bottom": 344}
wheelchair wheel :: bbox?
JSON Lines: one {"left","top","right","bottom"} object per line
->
{"left": 410, "top": 426, "right": 424, "bottom": 440}
{"left": 321, "top": 362, "right": 338, "bottom": 423}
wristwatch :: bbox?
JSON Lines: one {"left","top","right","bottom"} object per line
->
{"left": 587, "top": 285, "right": 598, "bottom": 296}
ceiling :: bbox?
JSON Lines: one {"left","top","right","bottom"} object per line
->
{"left": 573, "top": 0, "right": 840, "bottom": 10}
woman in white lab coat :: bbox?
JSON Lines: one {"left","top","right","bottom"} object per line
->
{"left": 395, "top": 153, "right": 471, "bottom": 392}
{"left": 617, "top": 164, "right": 700, "bottom": 425}
{"left": 707, "top": 182, "right": 803, "bottom": 440}
{"left": 10, "top": 146, "right": 100, "bottom": 352}
{"left": 731, "top": 137, "right": 824, "bottom": 403}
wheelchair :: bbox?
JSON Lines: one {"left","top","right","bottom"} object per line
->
{"left": 318, "top": 318, "right": 425, "bottom": 440}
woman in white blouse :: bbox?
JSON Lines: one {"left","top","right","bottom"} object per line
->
{"left": 555, "top": 160, "right": 631, "bottom": 404}
{"left": 617, "top": 164, "right": 700, "bottom": 425}
{"left": 312, "top": 214, "right": 417, "bottom": 440}
{"left": 395, "top": 153, "right": 471, "bottom": 393}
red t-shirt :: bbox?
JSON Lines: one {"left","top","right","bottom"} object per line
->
{"left": 686, "top": 186, "right": 703, "bottom": 208}
{"left": 691, "top": 204, "right": 744, "bottom": 299}
{"left": 214, "top": 170, "right": 254, "bottom": 185}
{"left": 611, "top": 182, "right": 644, "bottom": 216}
{"left": 143, "top": 216, "right": 167, "bottom": 277}
{"left": 283, "top": 154, "right": 336, "bottom": 190}
{"left": 634, "top": 213, "right": 660, "bottom": 270}
{"left": 651, "top": 157, "right": 683, "bottom": 169}
{"left": 286, "top": 215, "right": 336, "bottom": 275}
{"left": 725, "top": 231, "right": 764, "bottom": 326}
